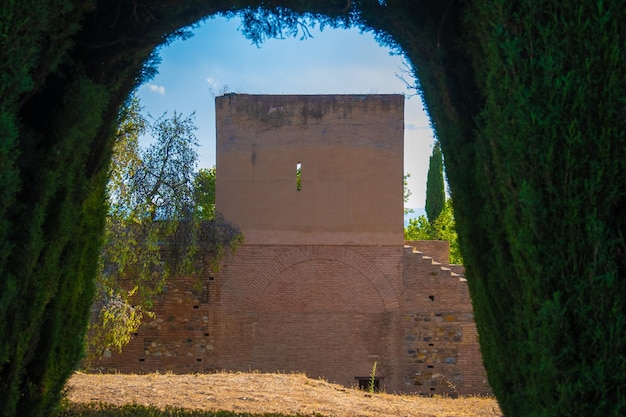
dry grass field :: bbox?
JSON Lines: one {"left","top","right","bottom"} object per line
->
{"left": 66, "top": 372, "right": 502, "bottom": 417}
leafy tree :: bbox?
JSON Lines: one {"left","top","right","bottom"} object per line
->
{"left": 87, "top": 98, "right": 196, "bottom": 361}
{"left": 296, "top": 163, "right": 302, "bottom": 191}
{"left": 425, "top": 141, "right": 445, "bottom": 223}
{"left": 190, "top": 166, "right": 243, "bottom": 271}
{"left": 194, "top": 167, "right": 217, "bottom": 220}
{"left": 404, "top": 215, "right": 433, "bottom": 241}
{"left": 86, "top": 96, "right": 145, "bottom": 361}
{"left": 86, "top": 98, "right": 241, "bottom": 363}
{"left": 403, "top": 173, "right": 414, "bottom": 215}
{"left": 431, "top": 200, "right": 461, "bottom": 265}
{"left": 405, "top": 199, "right": 462, "bottom": 264}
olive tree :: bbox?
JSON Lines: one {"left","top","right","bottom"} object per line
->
{"left": 87, "top": 97, "right": 240, "bottom": 363}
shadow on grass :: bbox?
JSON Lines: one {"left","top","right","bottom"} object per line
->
{"left": 58, "top": 402, "right": 326, "bottom": 417}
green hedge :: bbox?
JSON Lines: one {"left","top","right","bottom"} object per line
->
{"left": 450, "top": 2, "right": 626, "bottom": 416}
{"left": 0, "top": 2, "right": 101, "bottom": 415}
{"left": 2, "top": 2, "right": 626, "bottom": 417}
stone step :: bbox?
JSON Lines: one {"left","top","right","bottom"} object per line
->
{"left": 406, "top": 245, "right": 465, "bottom": 283}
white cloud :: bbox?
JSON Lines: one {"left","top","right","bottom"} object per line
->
{"left": 148, "top": 84, "right": 166, "bottom": 95}
{"left": 206, "top": 77, "right": 219, "bottom": 89}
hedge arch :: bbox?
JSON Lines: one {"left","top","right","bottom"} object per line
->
{"left": 2, "top": 1, "right": 626, "bottom": 417}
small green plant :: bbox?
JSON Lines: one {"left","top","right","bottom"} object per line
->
{"left": 296, "top": 163, "right": 302, "bottom": 191}
{"left": 446, "top": 380, "right": 459, "bottom": 397}
{"left": 368, "top": 361, "right": 377, "bottom": 394}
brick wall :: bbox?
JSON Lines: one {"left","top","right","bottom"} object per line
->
{"left": 210, "top": 245, "right": 405, "bottom": 391}
{"left": 405, "top": 240, "right": 451, "bottom": 265}
{"left": 94, "top": 242, "right": 490, "bottom": 396}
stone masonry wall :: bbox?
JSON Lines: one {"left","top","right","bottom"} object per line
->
{"left": 402, "top": 242, "right": 490, "bottom": 396}
{"left": 92, "top": 273, "right": 217, "bottom": 374}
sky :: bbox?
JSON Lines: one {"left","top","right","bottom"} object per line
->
{"left": 136, "top": 15, "right": 435, "bottom": 212}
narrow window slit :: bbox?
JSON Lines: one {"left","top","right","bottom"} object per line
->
{"left": 296, "top": 162, "right": 302, "bottom": 191}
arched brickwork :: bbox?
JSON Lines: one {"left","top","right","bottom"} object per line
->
{"left": 242, "top": 246, "right": 400, "bottom": 311}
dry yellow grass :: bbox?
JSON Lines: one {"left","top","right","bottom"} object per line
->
{"left": 66, "top": 372, "right": 502, "bottom": 417}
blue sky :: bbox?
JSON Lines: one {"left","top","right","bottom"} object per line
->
{"left": 137, "top": 15, "right": 435, "bottom": 212}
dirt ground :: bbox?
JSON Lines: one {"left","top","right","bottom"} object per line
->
{"left": 65, "top": 372, "right": 502, "bottom": 417}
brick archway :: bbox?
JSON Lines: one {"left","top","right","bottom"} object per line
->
{"left": 242, "top": 246, "right": 400, "bottom": 311}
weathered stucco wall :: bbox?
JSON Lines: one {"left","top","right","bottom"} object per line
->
{"left": 216, "top": 94, "right": 404, "bottom": 246}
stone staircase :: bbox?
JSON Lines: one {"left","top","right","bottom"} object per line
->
{"left": 403, "top": 243, "right": 466, "bottom": 282}
{"left": 401, "top": 241, "right": 485, "bottom": 396}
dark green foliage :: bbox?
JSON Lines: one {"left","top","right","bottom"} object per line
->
{"left": 0, "top": 1, "right": 246, "bottom": 412}
{"left": 449, "top": 2, "right": 626, "bottom": 416}
{"left": 58, "top": 402, "right": 325, "bottom": 417}
{"left": 425, "top": 141, "right": 445, "bottom": 223}
{"left": 3, "top": 1, "right": 626, "bottom": 417}
{"left": 0, "top": 9, "right": 99, "bottom": 412}
{"left": 0, "top": 73, "right": 110, "bottom": 416}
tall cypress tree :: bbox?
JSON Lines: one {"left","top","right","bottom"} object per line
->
{"left": 425, "top": 141, "right": 445, "bottom": 223}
